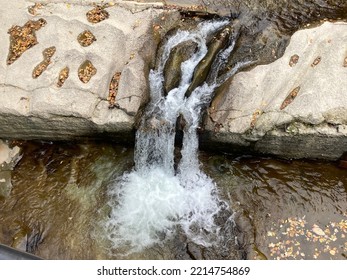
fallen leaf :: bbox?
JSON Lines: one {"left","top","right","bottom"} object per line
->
{"left": 312, "top": 224, "right": 325, "bottom": 236}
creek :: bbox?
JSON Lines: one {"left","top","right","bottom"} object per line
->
{"left": 0, "top": 141, "right": 346, "bottom": 259}
{"left": 1, "top": 13, "right": 347, "bottom": 259}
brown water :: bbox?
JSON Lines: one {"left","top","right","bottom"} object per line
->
{"left": 0, "top": 141, "right": 346, "bottom": 259}
{"left": 203, "top": 154, "right": 347, "bottom": 260}
{"left": 0, "top": 142, "right": 133, "bottom": 259}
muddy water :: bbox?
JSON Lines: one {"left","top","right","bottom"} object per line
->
{"left": 0, "top": 142, "right": 134, "bottom": 259}
{"left": 203, "top": 154, "right": 347, "bottom": 260}
{"left": 0, "top": 141, "right": 346, "bottom": 259}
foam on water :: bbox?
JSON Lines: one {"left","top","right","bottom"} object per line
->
{"left": 106, "top": 166, "right": 222, "bottom": 251}
{"left": 105, "top": 19, "right": 248, "bottom": 253}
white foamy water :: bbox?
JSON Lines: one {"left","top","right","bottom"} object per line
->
{"left": 106, "top": 19, "right": 250, "bottom": 252}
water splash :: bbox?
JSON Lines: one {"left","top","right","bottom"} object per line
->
{"left": 106, "top": 19, "right": 249, "bottom": 253}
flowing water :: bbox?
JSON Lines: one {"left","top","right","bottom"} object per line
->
{"left": 0, "top": 141, "right": 346, "bottom": 259}
{"left": 105, "top": 19, "right": 251, "bottom": 254}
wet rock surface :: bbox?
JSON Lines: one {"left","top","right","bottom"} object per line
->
{"left": 163, "top": 40, "right": 198, "bottom": 95}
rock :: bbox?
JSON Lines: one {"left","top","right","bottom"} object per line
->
{"left": 203, "top": 22, "right": 347, "bottom": 160}
{"left": 0, "top": 140, "right": 21, "bottom": 168}
{"left": 339, "top": 152, "right": 347, "bottom": 169}
{"left": 1, "top": 1, "right": 347, "bottom": 160}
{"left": 185, "top": 25, "right": 233, "bottom": 97}
{"left": 0, "top": 0, "right": 177, "bottom": 142}
{"left": 163, "top": 40, "right": 198, "bottom": 95}
{"left": 0, "top": 140, "right": 21, "bottom": 198}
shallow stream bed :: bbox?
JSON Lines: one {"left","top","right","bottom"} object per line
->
{"left": 0, "top": 141, "right": 346, "bottom": 259}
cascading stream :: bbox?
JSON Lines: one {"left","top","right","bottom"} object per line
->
{"left": 105, "top": 19, "right": 251, "bottom": 253}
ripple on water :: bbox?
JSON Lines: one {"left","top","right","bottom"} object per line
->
{"left": 1, "top": 143, "right": 346, "bottom": 259}
{"left": 202, "top": 154, "right": 347, "bottom": 260}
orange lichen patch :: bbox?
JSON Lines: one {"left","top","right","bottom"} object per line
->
{"left": 289, "top": 54, "right": 299, "bottom": 67}
{"left": 28, "top": 3, "right": 43, "bottom": 15}
{"left": 7, "top": 18, "right": 47, "bottom": 65}
{"left": 78, "top": 60, "right": 97, "bottom": 83}
{"left": 57, "top": 66, "right": 69, "bottom": 87}
{"left": 77, "top": 30, "right": 96, "bottom": 47}
{"left": 311, "top": 56, "right": 321, "bottom": 67}
{"left": 280, "top": 86, "right": 300, "bottom": 110}
{"left": 108, "top": 72, "right": 121, "bottom": 109}
{"left": 343, "top": 57, "right": 347, "bottom": 67}
{"left": 32, "top": 46, "right": 56, "bottom": 79}
{"left": 250, "top": 109, "right": 263, "bottom": 128}
{"left": 86, "top": 6, "right": 109, "bottom": 23}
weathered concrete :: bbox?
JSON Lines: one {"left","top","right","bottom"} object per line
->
{"left": 204, "top": 22, "right": 347, "bottom": 160}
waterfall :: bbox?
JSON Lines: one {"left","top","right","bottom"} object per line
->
{"left": 105, "top": 19, "right": 251, "bottom": 253}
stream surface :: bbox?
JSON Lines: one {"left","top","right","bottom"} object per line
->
{"left": 0, "top": 141, "right": 346, "bottom": 260}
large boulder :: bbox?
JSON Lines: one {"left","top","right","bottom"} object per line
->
{"left": 203, "top": 22, "right": 347, "bottom": 160}
{"left": 0, "top": 0, "right": 177, "bottom": 141}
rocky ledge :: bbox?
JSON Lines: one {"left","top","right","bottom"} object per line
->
{"left": 203, "top": 21, "right": 347, "bottom": 160}
{"left": 0, "top": 0, "right": 179, "bottom": 142}
{"left": 0, "top": 1, "right": 346, "bottom": 160}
